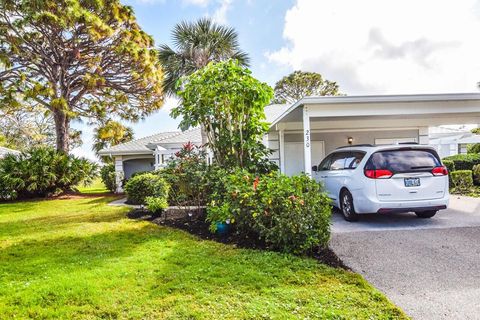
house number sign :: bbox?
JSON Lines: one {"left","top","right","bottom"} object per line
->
{"left": 305, "top": 129, "right": 310, "bottom": 148}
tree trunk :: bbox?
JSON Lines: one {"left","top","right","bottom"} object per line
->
{"left": 53, "top": 111, "right": 69, "bottom": 152}
{"left": 200, "top": 123, "right": 208, "bottom": 146}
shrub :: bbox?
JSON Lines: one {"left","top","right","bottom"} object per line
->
{"left": 158, "top": 143, "right": 209, "bottom": 207}
{"left": 145, "top": 196, "right": 168, "bottom": 214}
{"left": 0, "top": 146, "right": 97, "bottom": 200}
{"left": 450, "top": 170, "right": 474, "bottom": 193}
{"left": 207, "top": 169, "right": 332, "bottom": 254}
{"left": 100, "top": 164, "right": 116, "bottom": 192}
{"left": 442, "top": 160, "right": 455, "bottom": 186}
{"left": 443, "top": 153, "right": 480, "bottom": 171}
{"left": 473, "top": 164, "right": 480, "bottom": 186}
{"left": 124, "top": 173, "right": 169, "bottom": 205}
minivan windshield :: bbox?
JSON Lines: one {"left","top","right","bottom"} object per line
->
{"left": 366, "top": 149, "right": 441, "bottom": 173}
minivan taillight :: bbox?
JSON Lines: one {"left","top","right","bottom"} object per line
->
{"left": 364, "top": 169, "right": 393, "bottom": 179}
{"left": 432, "top": 166, "right": 448, "bottom": 176}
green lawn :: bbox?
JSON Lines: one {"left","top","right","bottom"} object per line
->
{"left": 0, "top": 196, "right": 407, "bottom": 319}
{"left": 76, "top": 178, "right": 110, "bottom": 194}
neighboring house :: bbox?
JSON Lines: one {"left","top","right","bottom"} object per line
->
{"left": 101, "top": 93, "right": 480, "bottom": 193}
{"left": 0, "top": 146, "right": 20, "bottom": 159}
{"left": 98, "top": 128, "right": 201, "bottom": 192}
{"left": 429, "top": 126, "right": 480, "bottom": 158}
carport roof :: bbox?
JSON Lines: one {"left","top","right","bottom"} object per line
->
{"left": 268, "top": 93, "right": 480, "bottom": 127}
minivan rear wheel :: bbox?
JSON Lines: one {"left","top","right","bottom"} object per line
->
{"left": 340, "top": 190, "right": 359, "bottom": 222}
{"left": 415, "top": 210, "right": 437, "bottom": 219}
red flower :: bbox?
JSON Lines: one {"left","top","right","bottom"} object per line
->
{"left": 253, "top": 176, "right": 260, "bottom": 191}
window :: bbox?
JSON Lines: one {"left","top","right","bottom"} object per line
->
{"left": 329, "top": 152, "right": 349, "bottom": 170}
{"left": 318, "top": 155, "right": 332, "bottom": 171}
{"left": 366, "top": 149, "right": 441, "bottom": 173}
{"left": 344, "top": 152, "right": 366, "bottom": 169}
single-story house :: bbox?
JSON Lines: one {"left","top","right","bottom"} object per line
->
{"left": 100, "top": 93, "right": 480, "bottom": 193}
{"left": 429, "top": 126, "right": 480, "bottom": 157}
{"left": 98, "top": 128, "right": 201, "bottom": 192}
{"left": 265, "top": 93, "right": 480, "bottom": 177}
{"left": 0, "top": 146, "right": 20, "bottom": 159}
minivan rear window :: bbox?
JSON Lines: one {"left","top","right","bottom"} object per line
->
{"left": 365, "top": 149, "right": 441, "bottom": 173}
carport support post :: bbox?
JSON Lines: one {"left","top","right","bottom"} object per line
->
{"left": 114, "top": 156, "right": 124, "bottom": 193}
{"left": 303, "top": 106, "right": 312, "bottom": 176}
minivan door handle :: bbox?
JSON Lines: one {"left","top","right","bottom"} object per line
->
{"left": 320, "top": 175, "right": 328, "bottom": 178}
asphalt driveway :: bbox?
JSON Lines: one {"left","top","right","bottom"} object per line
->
{"left": 330, "top": 196, "right": 480, "bottom": 320}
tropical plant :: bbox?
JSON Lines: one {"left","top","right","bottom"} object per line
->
{"left": 0, "top": 0, "right": 164, "bottom": 152}
{"left": 174, "top": 60, "right": 275, "bottom": 172}
{"left": 158, "top": 17, "right": 249, "bottom": 96}
{"left": 93, "top": 120, "right": 134, "bottom": 159}
{"left": 124, "top": 173, "right": 169, "bottom": 205}
{"left": 207, "top": 169, "right": 332, "bottom": 254}
{"left": 273, "top": 71, "right": 341, "bottom": 104}
{"left": 0, "top": 146, "right": 97, "bottom": 200}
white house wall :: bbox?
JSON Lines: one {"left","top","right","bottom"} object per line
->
{"left": 283, "top": 128, "right": 419, "bottom": 162}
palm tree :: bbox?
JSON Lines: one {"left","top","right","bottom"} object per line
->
{"left": 159, "top": 18, "right": 250, "bottom": 96}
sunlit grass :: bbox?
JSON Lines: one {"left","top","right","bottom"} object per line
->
{"left": 0, "top": 197, "right": 407, "bottom": 319}
{"left": 77, "top": 178, "right": 110, "bottom": 194}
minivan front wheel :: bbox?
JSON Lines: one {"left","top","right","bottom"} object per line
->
{"left": 415, "top": 210, "right": 437, "bottom": 219}
{"left": 340, "top": 190, "right": 358, "bottom": 222}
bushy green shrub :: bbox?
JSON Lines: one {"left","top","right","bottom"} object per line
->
{"left": 145, "top": 196, "right": 169, "bottom": 214}
{"left": 100, "top": 164, "right": 116, "bottom": 192}
{"left": 450, "top": 170, "right": 474, "bottom": 193}
{"left": 124, "top": 173, "right": 169, "bottom": 205}
{"left": 443, "top": 153, "right": 480, "bottom": 171}
{"left": 467, "top": 144, "right": 480, "bottom": 154}
{"left": 472, "top": 164, "right": 480, "bottom": 186}
{"left": 0, "top": 146, "right": 97, "bottom": 200}
{"left": 158, "top": 143, "right": 209, "bottom": 207}
{"left": 442, "top": 160, "right": 455, "bottom": 186}
{"left": 207, "top": 169, "right": 332, "bottom": 254}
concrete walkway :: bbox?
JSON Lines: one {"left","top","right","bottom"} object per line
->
{"left": 330, "top": 196, "right": 480, "bottom": 319}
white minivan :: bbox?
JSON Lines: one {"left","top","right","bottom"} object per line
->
{"left": 312, "top": 144, "right": 449, "bottom": 221}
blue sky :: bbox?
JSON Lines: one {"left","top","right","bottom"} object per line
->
{"left": 72, "top": 0, "right": 295, "bottom": 160}
{"left": 72, "top": 0, "right": 480, "bottom": 160}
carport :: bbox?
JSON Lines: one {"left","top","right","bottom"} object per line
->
{"left": 265, "top": 93, "right": 480, "bottom": 176}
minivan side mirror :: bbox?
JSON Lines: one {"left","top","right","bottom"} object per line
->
{"left": 312, "top": 165, "right": 318, "bottom": 172}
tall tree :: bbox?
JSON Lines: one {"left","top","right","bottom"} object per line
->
{"left": 0, "top": 104, "right": 82, "bottom": 151}
{"left": 0, "top": 0, "right": 164, "bottom": 152}
{"left": 273, "top": 71, "right": 341, "bottom": 104}
{"left": 158, "top": 18, "right": 250, "bottom": 96}
{"left": 92, "top": 120, "right": 134, "bottom": 158}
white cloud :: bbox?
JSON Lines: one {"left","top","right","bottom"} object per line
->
{"left": 266, "top": 0, "right": 480, "bottom": 94}
{"left": 212, "top": 0, "right": 233, "bottom": 24}
{"left": 183, "top": 0, "right": 210, "bottom": 6}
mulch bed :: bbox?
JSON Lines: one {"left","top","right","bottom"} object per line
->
{"left": 128, "top": 208, "right": 349, "bottom": 270}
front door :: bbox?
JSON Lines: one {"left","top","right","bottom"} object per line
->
{"left": 284, "top": 141, "right": 325, "bottom": 176}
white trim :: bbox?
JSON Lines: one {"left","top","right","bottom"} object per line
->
{"left": 269, "top": 92, "right": 480, "bottom": 128}
{"left": 303, "top": 106, "right": 312, "bottom": 176}
{"left": 279, "top": 130, "right": 285, "bottom": 173}
{"left": 280, "top": 127, "right": 421, "bottom": 134}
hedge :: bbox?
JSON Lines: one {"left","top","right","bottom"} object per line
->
{"left": 443, "top": 154, "right": 480, "bottom": 171}
{"left": 450, "top": 170, "right": 473, "bottom": 193}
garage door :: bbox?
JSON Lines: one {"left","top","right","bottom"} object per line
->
{"left": 284, "top": 141, "right": 325, "bottom": 176}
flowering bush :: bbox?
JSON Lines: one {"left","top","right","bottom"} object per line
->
{"left": 207, "top": 169, "right": 332, "bottom": 254}
{"left": 158, "top": 142, "right": 210, "bottom": 208}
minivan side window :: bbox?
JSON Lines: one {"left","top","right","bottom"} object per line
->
{"left": 329, "top": 152, "right": 348, "bottom": 170}
{"left": 344, "top": 152, "right": 366, "bottom": 169}
{"left": 318, "top": 155, "right": 332, "bottom": 171}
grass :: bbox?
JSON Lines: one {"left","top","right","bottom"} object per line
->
{"left": 0, "top": 196, "right": 407, "bottom": 319}
{"left": 76, "top": 178, "right": 110, "bottom": 194}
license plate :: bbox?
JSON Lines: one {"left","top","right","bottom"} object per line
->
{"left": 404, "top": 178, "right": 420, "bottom": 187}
